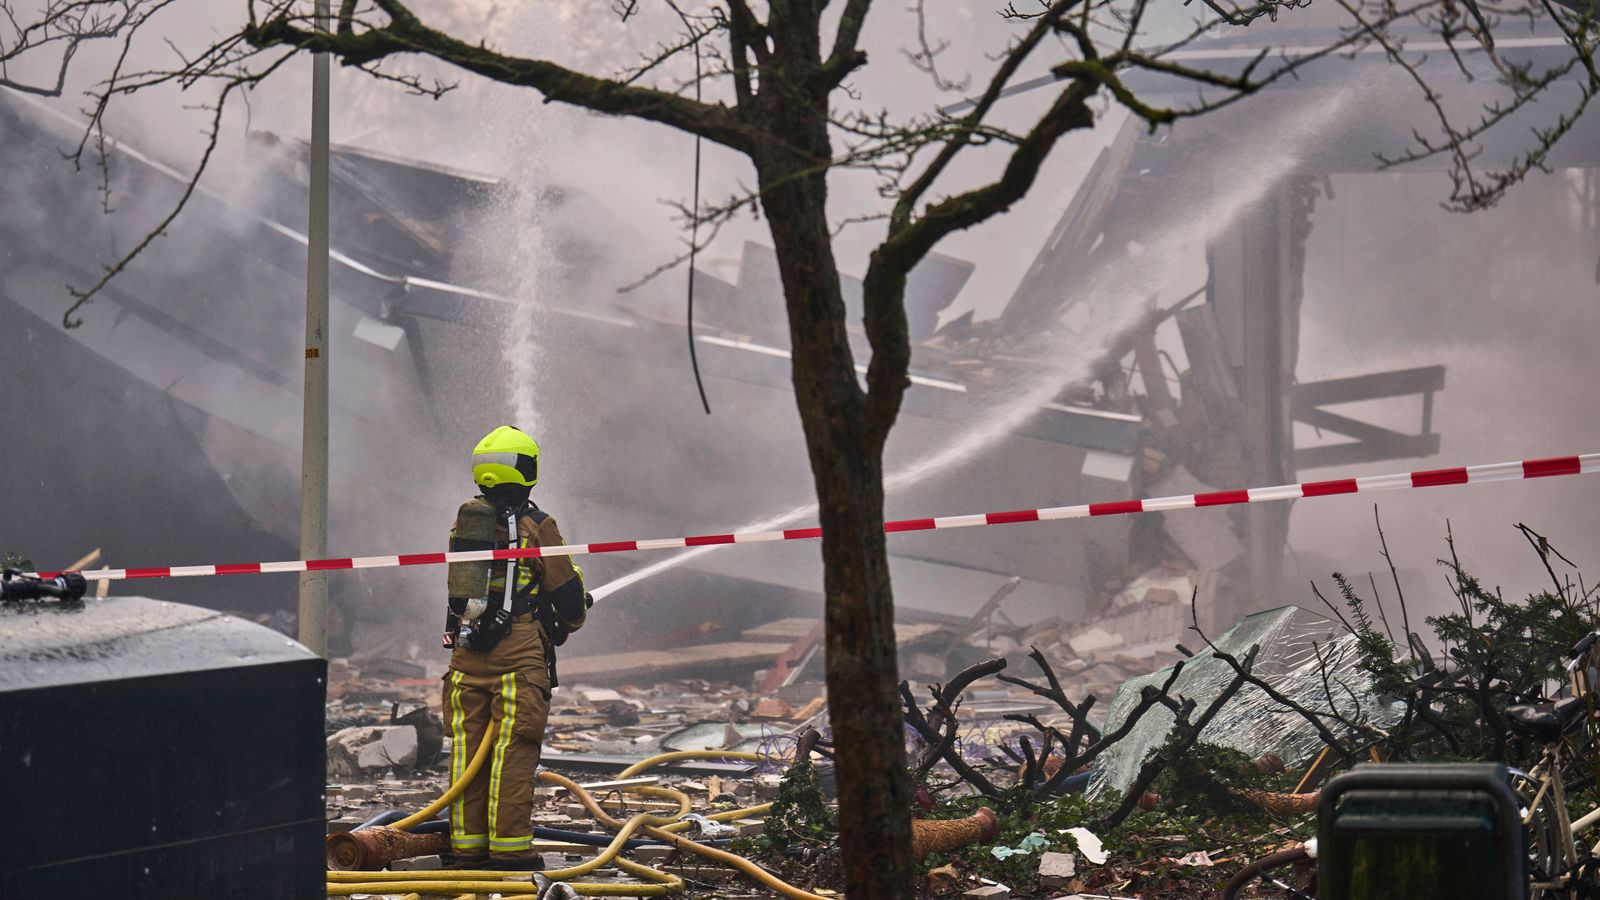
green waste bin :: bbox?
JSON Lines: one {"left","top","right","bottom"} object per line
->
{"left": 1318, "top": 763, "right": 1526, "bottom": 900}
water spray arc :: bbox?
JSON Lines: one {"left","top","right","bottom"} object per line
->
{"left": 589, "top": 90, "right": 1358, "bottom": 601}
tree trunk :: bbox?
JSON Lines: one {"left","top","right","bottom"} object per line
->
{"left": 757, "top": 150, "right": 916, "bottom": 897}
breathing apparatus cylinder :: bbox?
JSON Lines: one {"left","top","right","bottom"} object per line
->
{"left": 447, "top": 496, "right": 499, "bottom": 602}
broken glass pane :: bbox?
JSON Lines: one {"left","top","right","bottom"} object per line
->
{"left": 1087, "top": 605, "right": 1400, "bottom": 798}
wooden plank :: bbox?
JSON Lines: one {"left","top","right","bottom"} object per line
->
{"left": 1000, "top": 114, "right": 1142, "bottom": 335}
{"left": 547, "top": 715, "right": 615, "bottom": 728}
{"left": 559, "top": 642, "right": 792, "bottom": 684}
{"left": 557, "top": 776, "right": 660, "bottom": 794}
{"left": 1206, "top": 188, "right": 1298, "bottom": 622}
{"left": 759, "top": 619, "right": 825, "bottom": 694}
{"left": 950, "top": 577, "right": 1022, "bottom": 646}
{"left": 1174, "top": 304, "right": 1243, "bottom": 429}
{"left": 531, "top": 839, "right": 601, "bottom": 854}
{"left": 1294, "top": 406, "right": 1416, "bottom": 447}
{"left": 1292, "top": 365, "right": 1445, "bottom": 408}
{"left": 740, "top": 618, "right": 816, "bottom": 641}
{"left": 1294, "top": 433, "right": 1441, "bottom": 470}
{"left": 741, "top": 618, "right": 948, "bottom": 646}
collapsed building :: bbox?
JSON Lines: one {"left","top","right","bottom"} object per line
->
{"left": 5, "top": 8, "right": 1599, "bottom": 677}
{"left": 5, "top": 11, "right": 1600, "bottom": 897}
{"left": 0, "top": 74, "right": 1454, "bottom": 668}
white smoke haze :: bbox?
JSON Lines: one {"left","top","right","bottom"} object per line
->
{"left": 590, "top": 86, "right": 1360, "bottom": 598}
{"left": 1293, "top": 167, "right": 1600, "bottom": 627}
{"left": 4, "top": 0, "right": 1599, "bottom": 656}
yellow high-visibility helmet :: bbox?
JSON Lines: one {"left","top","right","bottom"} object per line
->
{"left": 471, "top": 426, "right": 540, "bottom": 489}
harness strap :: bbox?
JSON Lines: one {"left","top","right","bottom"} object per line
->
{"left": 502, "top": 511, "right": 516, "bottom": 611}
{"left": 509, "top": 502, "right": 560, "bottom": 689}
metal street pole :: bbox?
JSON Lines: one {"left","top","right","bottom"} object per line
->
{"left": 298, "top": 0, "right": 331, "bottom": 657}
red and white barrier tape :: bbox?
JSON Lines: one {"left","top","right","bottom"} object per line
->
{"left": 35, "top": 453, "right": 1600, "bottom": 582}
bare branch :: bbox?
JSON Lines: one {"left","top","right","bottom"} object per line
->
{"left": 900, "top": 657, "right": 1010, "bottom": 797}
{"left": 0, "top": 0, "right": 156, "bottom": 97}
{"left": 61, "top": 48, "right": 298, "bottom": 326}
{"left": 892, "top": 0, "right": 1077, "bottom": 228}
{"left": 1099, "top": 646, "right": 1257, "bottom": 830}
{"left": 1189, "top": 590, "right": 1361, "bottom": 760}
{"left": 900, "top": 0, "right": 970, "bottom": 92}
{"left": 859, "top": 72, "right": 1096, "bottom": 437}
{"left": 244, "top": 0, "right": 753, "bottom": 152}
{"left": 823, "top": 0, "right": 872, "bottom": 86}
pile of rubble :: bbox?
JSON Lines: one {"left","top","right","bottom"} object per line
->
{"left": 1029, "top": 587, "right": 1196, "bottom": 701}
{"left": 315, "top": 600, "right": 1281, "bottom": 899}
{"left": 952, "top": 568, "right": 1213, "bottom": 707}
{"left": 321, "top": 656, "right": 818, "bottom": 845}
{"left": 319, "top": 652, "right": 1059, "bottom": 837}
{"left": 319, "top": 593, "right": 1210, "bottom": 813}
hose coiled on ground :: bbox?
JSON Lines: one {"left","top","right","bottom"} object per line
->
{"left": 326, "top": 740, "right": 827, "bottom": 898}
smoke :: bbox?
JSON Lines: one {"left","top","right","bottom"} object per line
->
{"left": 590, "top": 87, "right": 1359, "bottom": 600}
{"left": 1292, "top": 166, "right": 1600, "bottom": 626}
{"left": 5, "top": 0, "right": 1599, "bottom": 660}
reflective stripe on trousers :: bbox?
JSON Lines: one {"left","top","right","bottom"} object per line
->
{"left": 444, "top": 661, "right": 548, "bottom": 858}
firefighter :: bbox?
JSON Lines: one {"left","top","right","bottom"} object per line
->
{"left": 441, "top": 425, "right": 591, "bottom": 870}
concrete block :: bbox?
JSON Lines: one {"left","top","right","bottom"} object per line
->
{"left": 1067, "top": 627, "right": 1118, "bottom": 657}
{"left": 325, "top": 815, "right": 366, "bottom": 834}
{"left": 328, "top": 724, "right": 420, "bottom": 775}
{"left": 356, "top": 725, "right": 419, "bottom": 769}
{"left": 633, "top": 845, "right": 676, "bottom": 863}
{"left": 1164, "top": 500, "right": 1243, "bottom": 568}
{"left": 326, "top": 726, "right": 385, "bottom": 778}
{"left": 1038, "top": 851, "right": 1076, "bottom": 888}
{"left": 963, "top": 886, "right": 1010, "bottom": 899}
{"left": 753, "top": 774, "right": 783, "bottom": 800}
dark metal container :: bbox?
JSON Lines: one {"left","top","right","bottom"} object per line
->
{"left": 0, "top": 596, "right": 325, "bottom": 899}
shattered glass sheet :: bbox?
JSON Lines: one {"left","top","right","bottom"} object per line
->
{"left": 1087, "top": 605, "right": 1401, "bottom": 799}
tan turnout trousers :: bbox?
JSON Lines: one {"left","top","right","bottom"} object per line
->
{"left": 442, "top": 616, "right": 552, "bottom": 859}
{"left": 443, "top": 508, "right": 579, "bottom": 860}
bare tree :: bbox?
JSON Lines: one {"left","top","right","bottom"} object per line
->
{"left": 4, "top": 0, "right": 1597, "bottom": 893}
{"left": 1, "top": 1, "right": 166, "bottom": 98}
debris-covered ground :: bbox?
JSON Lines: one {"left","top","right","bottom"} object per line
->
{"left": 321, "top": 643, "right": 1313, "bottom": 898}
{"left": 321, "top": 526, "right": 1600, "bottom": 897}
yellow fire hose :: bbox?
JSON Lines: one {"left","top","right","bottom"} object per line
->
{"left": 539, "top": 769, "right": 827, "bottom": 900}
{"left": 617, "top": 749, "right": 765, "bottom": 778}
{"left": 387, "top": 723, "right": 499, "bottom": 832}
{"left": 325, "top": 855, "right": 683, "bottom": 896}
{"left": 327, "top": 739, "right": 826, "bottom": 899}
